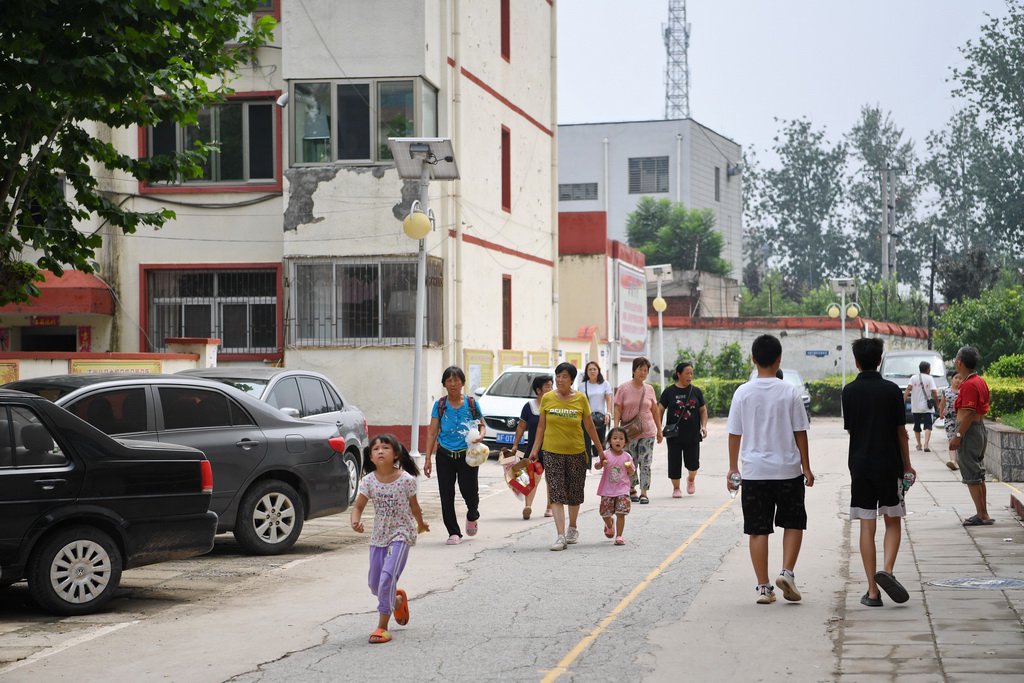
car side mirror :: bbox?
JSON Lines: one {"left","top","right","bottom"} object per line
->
{"left": 474, "top": 387, "right": 485, "bottom": 397}
{"left": 280, "top": 407, "right": 300, "bottom": 418}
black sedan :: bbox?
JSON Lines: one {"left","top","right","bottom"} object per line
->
{"left": 177, "top": 367, "right": 368, "bottom": 505}
{"left": 5, "top": 374, "right": 351, "bottom": 555}
{"left": 0, "top": 389, "right": 217, "bottom": 615}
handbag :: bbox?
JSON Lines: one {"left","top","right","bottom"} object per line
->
{"left": 919, "top": 374, "right": 935, "bottom": 410}
{"left": 661, "top": 386, "right": 692, "bottom": 439}
{"left": 585, "top": 382, "right": 607, "bottom": 430}
{"left": 620, "top": 387, "right": 646, "bottom": 442}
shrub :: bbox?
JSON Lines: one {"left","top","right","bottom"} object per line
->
{"left": 713, "top": 342, "right": 749, "bottom": 380}
{"left": 985, "top": 377, "right": 1024, "bottom": 419}
{"left": 692, "top": 378, "right": 746, "bottom": 416}
{"left": 807, "top": 375, "right": 844, "bottom": 416}
{"left": 987, "top": 353, "right": 1024, "bottom": 378}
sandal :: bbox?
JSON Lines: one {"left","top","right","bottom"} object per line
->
{"left": 368, "top": 627, "right": 392, "bottom": 644}
{"left": 604, "top": 525, "right": 614, "bottom": 538}
{"left": 523, "top": 507, "right": 532, "bottom": 520}
{"left": 962, "top": 515, "right": 994, "bottom": 526}
{"left": 394, "top": 589, "right": 409, "bottom": 625}
{"left": 638, "top": 496, "right": 650, "bottom": 504}
{"left": 614, "top": 536, "right": 626, "bottom": 546}
{"left": 945, "top": 461, "right": 959, "bottom": 471}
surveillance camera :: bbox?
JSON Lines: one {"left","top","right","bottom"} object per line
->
{"left": 275, "top": 92, "right": 289, "bottom": 107}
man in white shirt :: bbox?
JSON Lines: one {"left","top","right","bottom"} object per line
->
{"left": 727, "top": 334, "right": 814, "bottom": 605}
{"left": 903, "top": 361, "right": 939, "bottom": 452}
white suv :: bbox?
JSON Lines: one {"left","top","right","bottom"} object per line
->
{"left": 474, "top": 366, "right": 555, "bottom": 453}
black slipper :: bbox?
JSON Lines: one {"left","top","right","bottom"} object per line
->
{"left": 874, "top": 571, "right": 909, "bottom": 604}
{"left": 860, "top": 592, "right": 883, "bottom": 607}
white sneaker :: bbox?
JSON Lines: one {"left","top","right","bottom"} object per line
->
{"left": 550, "top": 535, "right": 567, "bottom": 551}
{"left": 565, "top": 527, "right": 579, "bottom": 544}
{"left": 776, "top": 571, "right": 802, "bottom": 602}
{"left": 756, "top": 585, "right": 776, "bottom": 604}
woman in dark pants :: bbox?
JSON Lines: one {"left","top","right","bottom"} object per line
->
{"left": 658, "top": 361, "right": 708, "bottom": 497}
{"left": 424, "top": 366, "right": 486, "bottom": 545}
{"left": 578, "top": 361, "right": 613, "bottom": 468}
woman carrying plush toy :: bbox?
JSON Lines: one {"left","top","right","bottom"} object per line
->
{"left": 424, "top": 366, "right": 486, "bottom": 545}
{"left": 506, "top": 374, "right": 553, "bottom": 519}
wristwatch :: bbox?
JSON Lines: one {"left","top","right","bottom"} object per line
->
{"left": 955, "top": 432, "right": 962, "bottom": 438}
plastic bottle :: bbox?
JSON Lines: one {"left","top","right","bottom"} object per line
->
{"left": 902, "top": 472, "right": 916, "bottom": 494}
{"left": 728, "top": 472, "right": 742, "bottom": 499}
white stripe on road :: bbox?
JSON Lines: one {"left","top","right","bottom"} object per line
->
{"left": 0, "top": 620, "right": 139, "bottom": 677}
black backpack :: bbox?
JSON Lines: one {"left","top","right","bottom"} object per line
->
{"left": 437, "top": 395, "right": 481, "bottom": 421}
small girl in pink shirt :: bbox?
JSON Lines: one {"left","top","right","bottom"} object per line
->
{"left": 596, "top": 427, "right": 635, "bottom": 545}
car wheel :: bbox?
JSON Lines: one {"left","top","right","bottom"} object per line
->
{"left": 233, "top": 480, "right": 305, "bottom": 555}
{"left": 343, "top": 450, "right": 361, "bottom": 505}
{"left": 28, "top": 526, "right": 123, "bottom": 616}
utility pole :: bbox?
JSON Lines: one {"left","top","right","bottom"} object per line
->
{"left": 879, "top": 169, "right": 897, "bottom": 280}
{"left": 927, "top": 233, "right": 936, "bottom": 350}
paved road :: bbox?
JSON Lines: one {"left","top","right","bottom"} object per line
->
{"left": 1, "top": 418, "right": 1022, "bottom": 682}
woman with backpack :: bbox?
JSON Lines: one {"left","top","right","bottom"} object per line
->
{"left": 424, "top": 366, "right": 486, "bottom": 545}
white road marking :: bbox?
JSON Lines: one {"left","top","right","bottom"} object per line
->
{"left": 0, "top": 620, "right": 139, "bottom": 677}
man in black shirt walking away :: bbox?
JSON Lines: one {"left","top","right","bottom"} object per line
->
{"left": 842, "top": 338, "right": 916, "bottom": 607}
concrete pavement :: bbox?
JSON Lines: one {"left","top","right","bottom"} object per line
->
{"left": 650, "top": 417, "right": 1024, "bottom": 682}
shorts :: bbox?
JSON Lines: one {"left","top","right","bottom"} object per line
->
{"left": 740, "top": 475, "right": 807, "bottom": 535}
{"left": 912, "top": 412, "right": 933, "bottom": 432}
{"left": 543, "top": 451, "right": 587, "bottom": 505}
{"left": 600, "top": 495, "right": 631, "bottom": 517}
{"left": 666, "top": 438, "right": 700, "bottom": 479}
{"left": 849, "top": 473, "right": 905, "bottom": 520}
{"left": 958, "top": 422, "right": 988, "bottom": 484}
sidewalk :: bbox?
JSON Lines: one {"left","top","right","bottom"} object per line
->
{"left": 650, "top": 418, "right": 1024, "bottom": 682}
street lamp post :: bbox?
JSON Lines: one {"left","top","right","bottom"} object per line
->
{"left": 387, "top": 138, "right": 460, "bottom": 459}
{"left": 645, "top": 264, "right": 673, "bottom": 388}
{"left": 827, "top": 277, "right": 861, "bottom": 389}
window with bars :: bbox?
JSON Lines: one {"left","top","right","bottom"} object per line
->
{"left": 148, "top": 101, "right": 276, "bottom": 184}
{"left": 147, "top": 269, "right": 278, "bottom": 353}
{"left": 288, "top": 257, "right": 443, "bottom": 346}
{"left": 628, "top": 156, "right": 669, "bottom": 194}
{"left": 558, "top": 182, "right": 599, "bottom": 201}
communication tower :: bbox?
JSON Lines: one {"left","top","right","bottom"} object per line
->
{"left": 663, "top": 0, "right": 691, "bottom": 119}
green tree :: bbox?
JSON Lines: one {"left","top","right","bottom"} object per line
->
{"left": 0, "top": 1, "right": 275, "bottom": 305}
{"left": 934, "top": 286, "right": 1024, "bottom": 368}
{"left": 845, "top": 105, "right": 927, "bottom": 285}
{"left": 921, "top": 111, "right": 990, "bottom": 252}
{"left": 934, "top": 245, "right": 1000, "bottom": 303}
{"left": 625, "top": 197, "right": 730, "bottom": 276}
{"left": 745, "top": 118, "right": 851, "bottom": 289}
{"left": 713, "top": 342, "right": 748, "bottom": 380}
{"left": 948, "top": 0, "right": 1024, "bottom": 261}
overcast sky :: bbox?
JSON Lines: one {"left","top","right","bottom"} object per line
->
{"left": 557, "top": 0, "right": 1008, "bottom": 160}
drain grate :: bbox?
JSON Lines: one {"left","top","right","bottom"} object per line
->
{"left": 927, "top": 577, "right": 1024, "bottom": 590}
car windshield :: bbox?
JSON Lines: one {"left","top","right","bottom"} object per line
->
{"left": 487, "top": 372, "right": 545, "bottom": 398}
{"left": 882, "top": 356, "right": 943, "bottom": 379}
{"left": 782, "top": 372, "right": 803, "bottom": 389}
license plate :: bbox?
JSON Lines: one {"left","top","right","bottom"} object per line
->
{"left": 496, "top": 433, "right": 515, "bottom": 444}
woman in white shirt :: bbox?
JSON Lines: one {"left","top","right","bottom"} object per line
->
{"left": 578, "top": 361, "right": 613, "bottom": 469}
